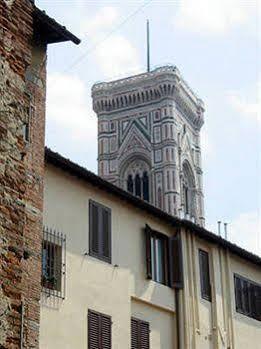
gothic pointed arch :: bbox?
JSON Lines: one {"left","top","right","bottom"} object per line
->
{"left": 182, "top": 160, "right": 196, "bottom": 218}
{"left": 119, "top": 153, "right": 151, "bottom": 202}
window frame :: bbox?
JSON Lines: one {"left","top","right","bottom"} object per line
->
{"left": 198, "top": 249, "right": 212, "bottom": 302}
{"left": 234, "top": 274, "right": 261, "bottom": 322}
{"left": 89, "top": 199, "right": 112, "bottom": 264}
{"left": 145, "top": 226, "right": 169, "bottom": 286}
{"left": 41, "top": 227, "right": 66, "bottom": 299}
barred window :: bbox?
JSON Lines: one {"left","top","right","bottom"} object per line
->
{"left": 42, "top": 227, "right": 66, "bottom": 299}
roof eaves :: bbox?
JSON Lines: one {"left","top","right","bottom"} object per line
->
{"left": 44, "top": 147, "right": 261, "bottom": 267}
{"left": 33, "top": 7, "right": 81, "bottom": 45}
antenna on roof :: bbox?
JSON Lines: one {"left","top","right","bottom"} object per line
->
{"left": 146, "top": 19, "right": 151, "bottom": 72}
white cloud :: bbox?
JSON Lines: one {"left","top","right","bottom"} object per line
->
{"left": 81, "top": 6, "right": 118, "bottom": 38}
{"left": 45, "top": 73, "right": 98, "bottom": 171}
{"left": 229, "top": 211, "right": 261, "bottom": 256}
{"left": 200, "top": 127, "right": 213, "bottom": 158}
{"left": 46, "top": 73, "right": 96, "bottom": 141}
{"left": 227, "top": 83, "right": 260, "bottom": 124}
{"left": 175, "top": 0, "right": 255, "bottom": 35}
{"left": 80, "top": 6, "right": 141, "bottom": 79}
{"left": 95, "top": 35, "right": 140, "bottom": 79}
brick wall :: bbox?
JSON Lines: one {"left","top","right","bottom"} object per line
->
{"left": 0, "top": 0, "right": 46, "bottom": 347}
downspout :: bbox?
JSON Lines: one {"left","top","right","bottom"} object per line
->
{"left": 175, "top": 288, "right": 181, "bottom": 349}
{"left": 20, "top": 299, "right": 25, "bottom": 349}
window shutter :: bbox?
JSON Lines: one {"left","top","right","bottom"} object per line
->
{"left": 242, "top": 280, "right": 250, "bottom": 315}
{"left": 131, "top": 318, "right": 150, "bottom": 349}
{"left": 235, "top": 276, "right": 243, "bottom": 313}
{"left": 199, "top": 249, "right": 211, "bottom": 301}
{"left": 88, "top": 310, "right": 111, "bottom": 349}
{"left": 253, "top": 284, "right": 261, "bottom": 321}
{"left": 89, "top": 200, "right": 112, "bottom": 263}
{"left": 89, "top": 201, "right": 99, "bottom": 255}
{"left": 131, "top": 318, "right": 139, "bottom": 349}
{"left": 169, "top": 234, "right": 183, "bottom": 289}
{"left": 101, "top": 208, "right": 111, "bottom": 262}
{"left": 101, "top": 314, "right": 111, "bottom": 349}
{"left": 140, "top": 321, "right": 150, "bottom": 349}
{"left": 88, "top": 310, "right": 100, "bottom": 349}
{"left": 145, "top": 225, "right": 152, "bottom": 279}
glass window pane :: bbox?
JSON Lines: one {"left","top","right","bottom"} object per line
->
{"left": 151, "top": 237, "right": 156, "bottom": 281}
{"left": 156, "top": 238, "right": 164, "bottom": 283}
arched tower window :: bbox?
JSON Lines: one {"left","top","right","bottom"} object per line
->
{"left": 182, "top": 161, "right": 195, "bottom": 218}
{"left": 123, "top": 159, "right": 150, "bottom": 202}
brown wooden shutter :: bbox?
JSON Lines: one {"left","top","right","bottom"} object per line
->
{"left": 88, "top": 310, "right": 100, "bottom": 349}
{"left": 131, "top": 318, "right": 150, "bottom": 349}
{"left": 131, "top": 318, "right": 139, "bottom": 349}
{"left": 101, "top": 208, "right": 111, "bottom": 262}
{"left": 89, "top": 200, "right": 111, "bottom": 263}
{"left": 145, "top": 225, "right": 152, "bottom": 279}
{"left": 101, "top": 314, "right": 111, "bottom": 349}
{"left": 89, "top": 201, "right": 99, "bottom": 255}
{"left": 169, "top": 233, "right": 183, "bottom": 289}
{"left": 140, "top": 321, "right": 150, "bottom": 349}
{"left": 88, "top": 310, "right": 111, "bottom": 349}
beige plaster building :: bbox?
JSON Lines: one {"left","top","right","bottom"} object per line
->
{"left": 40, "top": 148, "right": 261, "bottom": 349}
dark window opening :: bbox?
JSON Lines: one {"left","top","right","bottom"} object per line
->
{"left": 22, "top": 122, "right": 30, "bottom": 142}
{"left": 135, "top": 174, "right": 141, "bottom": 197}
{"left": 131, "top": 317, "right": 150, "bottom": 349}
{"left": 88, "top": 309, "right": 111, "bottom": 349}
{"left": 234, "top": 274, "right": 261, "bottom": 321}
{"left": 127, "top": 171, "right": 150, "bottom": 202}
{"left": 41, "top": 227, "right": 66, "bottom": 299}
{"left": 127, "top": 175, "right": 134, "bottom": 194}
{"left": 143, "top": 172, "right": 149, "bottom": 202}
{"left": 199, "top": 249, "right": 212, "bottom": 302}
{"left": 89, "top": 200, "right": 111, "bottom": 263}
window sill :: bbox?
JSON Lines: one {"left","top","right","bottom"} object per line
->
{"left": 88, "top": 251, "right": 112, "bottom": 265}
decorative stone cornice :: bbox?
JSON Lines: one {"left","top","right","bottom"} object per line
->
{"left": 92, "top": 65, "right": 204, "bottom": 129}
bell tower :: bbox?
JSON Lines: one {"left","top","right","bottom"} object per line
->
{"left": 92, "top": 66, "right": 205, "bottom": 225}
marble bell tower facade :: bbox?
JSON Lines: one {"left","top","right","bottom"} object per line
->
{"left": 92, "top": 66, "right": 205, "bottom": 225}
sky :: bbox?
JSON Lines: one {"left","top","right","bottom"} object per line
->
{"left": 37, "top": 0, "right": 260, "bottom": 256}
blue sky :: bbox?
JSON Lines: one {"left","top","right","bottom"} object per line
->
{"left": 37, "top": 0, "right": 260, "bottom": 255}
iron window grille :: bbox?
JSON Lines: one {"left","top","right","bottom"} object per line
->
{"left": 42, "top": 226, "right": 66, "bottom": 299}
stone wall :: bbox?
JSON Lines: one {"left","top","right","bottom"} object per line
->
{"left": 0, "top": 0, "right": 46, "bottom": 347}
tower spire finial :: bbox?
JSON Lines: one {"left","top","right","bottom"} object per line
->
{"left": 147, "top": 19, "right": 150, "bottom": 72}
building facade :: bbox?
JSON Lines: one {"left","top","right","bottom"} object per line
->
{"left": 0, "top": 1, "right": 79, "bottom": 347}
{"left": 40, "top": 149, "right": 261, "bottom": 349}
{"left": 92, "top": 67, "right": 205, "bottom": 225}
